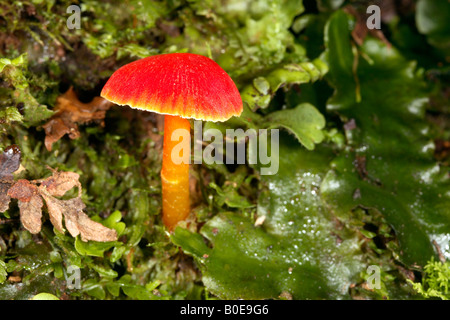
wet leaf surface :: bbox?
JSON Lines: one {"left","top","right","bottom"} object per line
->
{"left": 173, "top": 138, "right": 364, "bottom": 299}
{"left": 321, "top": 11, "right": 450, "bottom": 267}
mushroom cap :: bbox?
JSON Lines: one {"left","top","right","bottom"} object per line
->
{"left": 101, "top": 53, "right": 243, "bottom": 121}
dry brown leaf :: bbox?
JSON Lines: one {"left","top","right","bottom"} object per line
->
{"left": 40, "top": 169, "right": 81, "bottom": 197}
{"left": 7, "top": 179, "right": 38, "bottom": 202}
{"left": 42, "top": 87, "right": 112, "bottom": 151}
{"left": 7, "top": 168, "right": 118, "bottom": 242}
{"left": 0, "top": 181, "right": 12, "bottom": 213}
{"left": 41, "top": 192, "right": 117, "bottom": 242}
{"left": 8, "top": 179, "right": 43, "bottom": 234}
{"left": 17, "top": 194, "right": 43, "bottom": 234}
{"left": 65, "top": 198, "right": 117, "bottom": 242}
{"left": 41, "top": 118, "right": 75, "bottom": 151}
{"left": 58, "top": 197, "right": 83, "bottom": 238}
{"left": 39, "top": 191, "right": 64, "bottom": 234}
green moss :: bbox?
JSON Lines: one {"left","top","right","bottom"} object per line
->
{"left": 409, "top": 259, "right": 450, "bottom": 300}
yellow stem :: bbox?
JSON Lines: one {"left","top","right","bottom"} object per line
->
{"left": 161, "top": 115, "right": 191, "bottom": 230}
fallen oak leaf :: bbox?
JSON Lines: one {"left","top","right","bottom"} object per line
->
{"left": 60, "top": 197, "right": 88, "bottom": 239}
{"left": 38, "top": 168, "right": 117, "bottom": 241}
{"left": 6, "top": 168, "right": 118, "bottom": 242}
{"left": 38, "top": 190, "right": 64, "bottom": 234}
{"left": 40, "top": 192, "right": 117, "bottom": 242}
{"left": 39, "top": 168, "right": 81, "bottom": 197}
{"left": 7, "top": 179, "right": 37, "bottom": 202}
{"left": 69, "top": 202, "right": 118, "bottom": 242}
{"left": 8, "top": 179, "right": 43, "bottom": 234}
{"left": 17, "top": 194, "right": 43, "bottom": 234}
{"left": 38, "top": 168, "right": 118, "bottom": 242}
{"left": 42, "top": 118, "right": 75, "bottom": 151}
{"left": 36, "top": 167, "right": 81, "bottom": 233}
{"left": 42, "top": 87, "right": 112, "bottom": 151}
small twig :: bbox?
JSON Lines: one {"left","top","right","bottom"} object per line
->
{"left": 0, "top": 218, "right": 19, "bottom": 225}
{"left": 432, "top": 240, "right": 446, "bottom": 264}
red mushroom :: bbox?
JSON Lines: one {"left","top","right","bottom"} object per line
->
{"left": 101, "top": 53, "right": 242, "bottom": 230}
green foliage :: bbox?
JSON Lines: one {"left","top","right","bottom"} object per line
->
{"left": 79, "top": 0, "right": 164, "bottom": 59}
{"left": 0, "top": 260, "right": 7, "bottom": 284}
{"left": 211, "top": 0, "right": 307, "bottom": 78}
{"left": 172, "top": 7, "right": 450, "bottom": 300}
{"left": 31, "top": 292, "right": 60, "bottom": 300}
{"left": 81, "top": 274, "right": 165, "bottom": 300}
{"left": 172, "top": 140, "right": 364, "bottom": 299}
{"left": 409, "top": 259, "right": 450, "bottom": 300}
{"left": 416, "top": 0, "right": 450, "bottom": 57}
{"left": 0, "top": 53, "right": 53, "bottom": 126}
{"left": 0, "top": 107, "right": 22, "bottom": 124}
{"left": 263, "top": 103, "right": 326, "bottom": 150}
{"left": 321, "top": 11, "right": 450, "bottom": 267}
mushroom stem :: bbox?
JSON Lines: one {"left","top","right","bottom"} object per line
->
{"left": 161, "top": 114, "right": 191, "bottom": 230}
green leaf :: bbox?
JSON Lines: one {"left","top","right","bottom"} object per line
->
{"left": 324, "top": 10, "right": 358, "bottom": 107}
{"left": 262, "top": 103, "right": 326, "bottom": 150}
{"left": 242, "top": 61, "right": 328, "bottom": 112}
{"left": 114, "top": 275, "right": 160, "bottom": 300}
{"left": 0, "top": 54, "right": 53, "bottom": 125}
{"left": 0, "top": 260, "right": 7, "bottom": 284}
{"left": 172, "top": 139, "right": 364, "bottom": 299}
{"left": 74, "top": 238, "right": 121, "bottom": 258}
{"left": 87, "top": 262, "right": 118, "bottom": 279}
{"left": 31, "top": 292, "right": 60, "bottom": 300}
{"left": 409, "top": 258, "right": 450, "bottom": 300}
{"left": 172, "top": 227, "right": 211, "bottom": 260}
{"left": 266, "top": 64, "right": 312, "bottom": 92}
{"left": 0, "top": 107, "right": 23, "bottom": 123}
{"left": 241, "top": 77, "right": 272, "bottom": 110}
{"left": 82, "top": 279, "right": 106, "bottom": 300}
{"left": 101, "top": 210, "right": 126, "bottom": 236}
{"left": 416, "top": 0, "right": 450, "bottom": 55}
{"left": 209, "top": 182, "right": 254, "bottom": 209}
{"left": 321, "top": 11, "right": 450, "bottom": 267}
